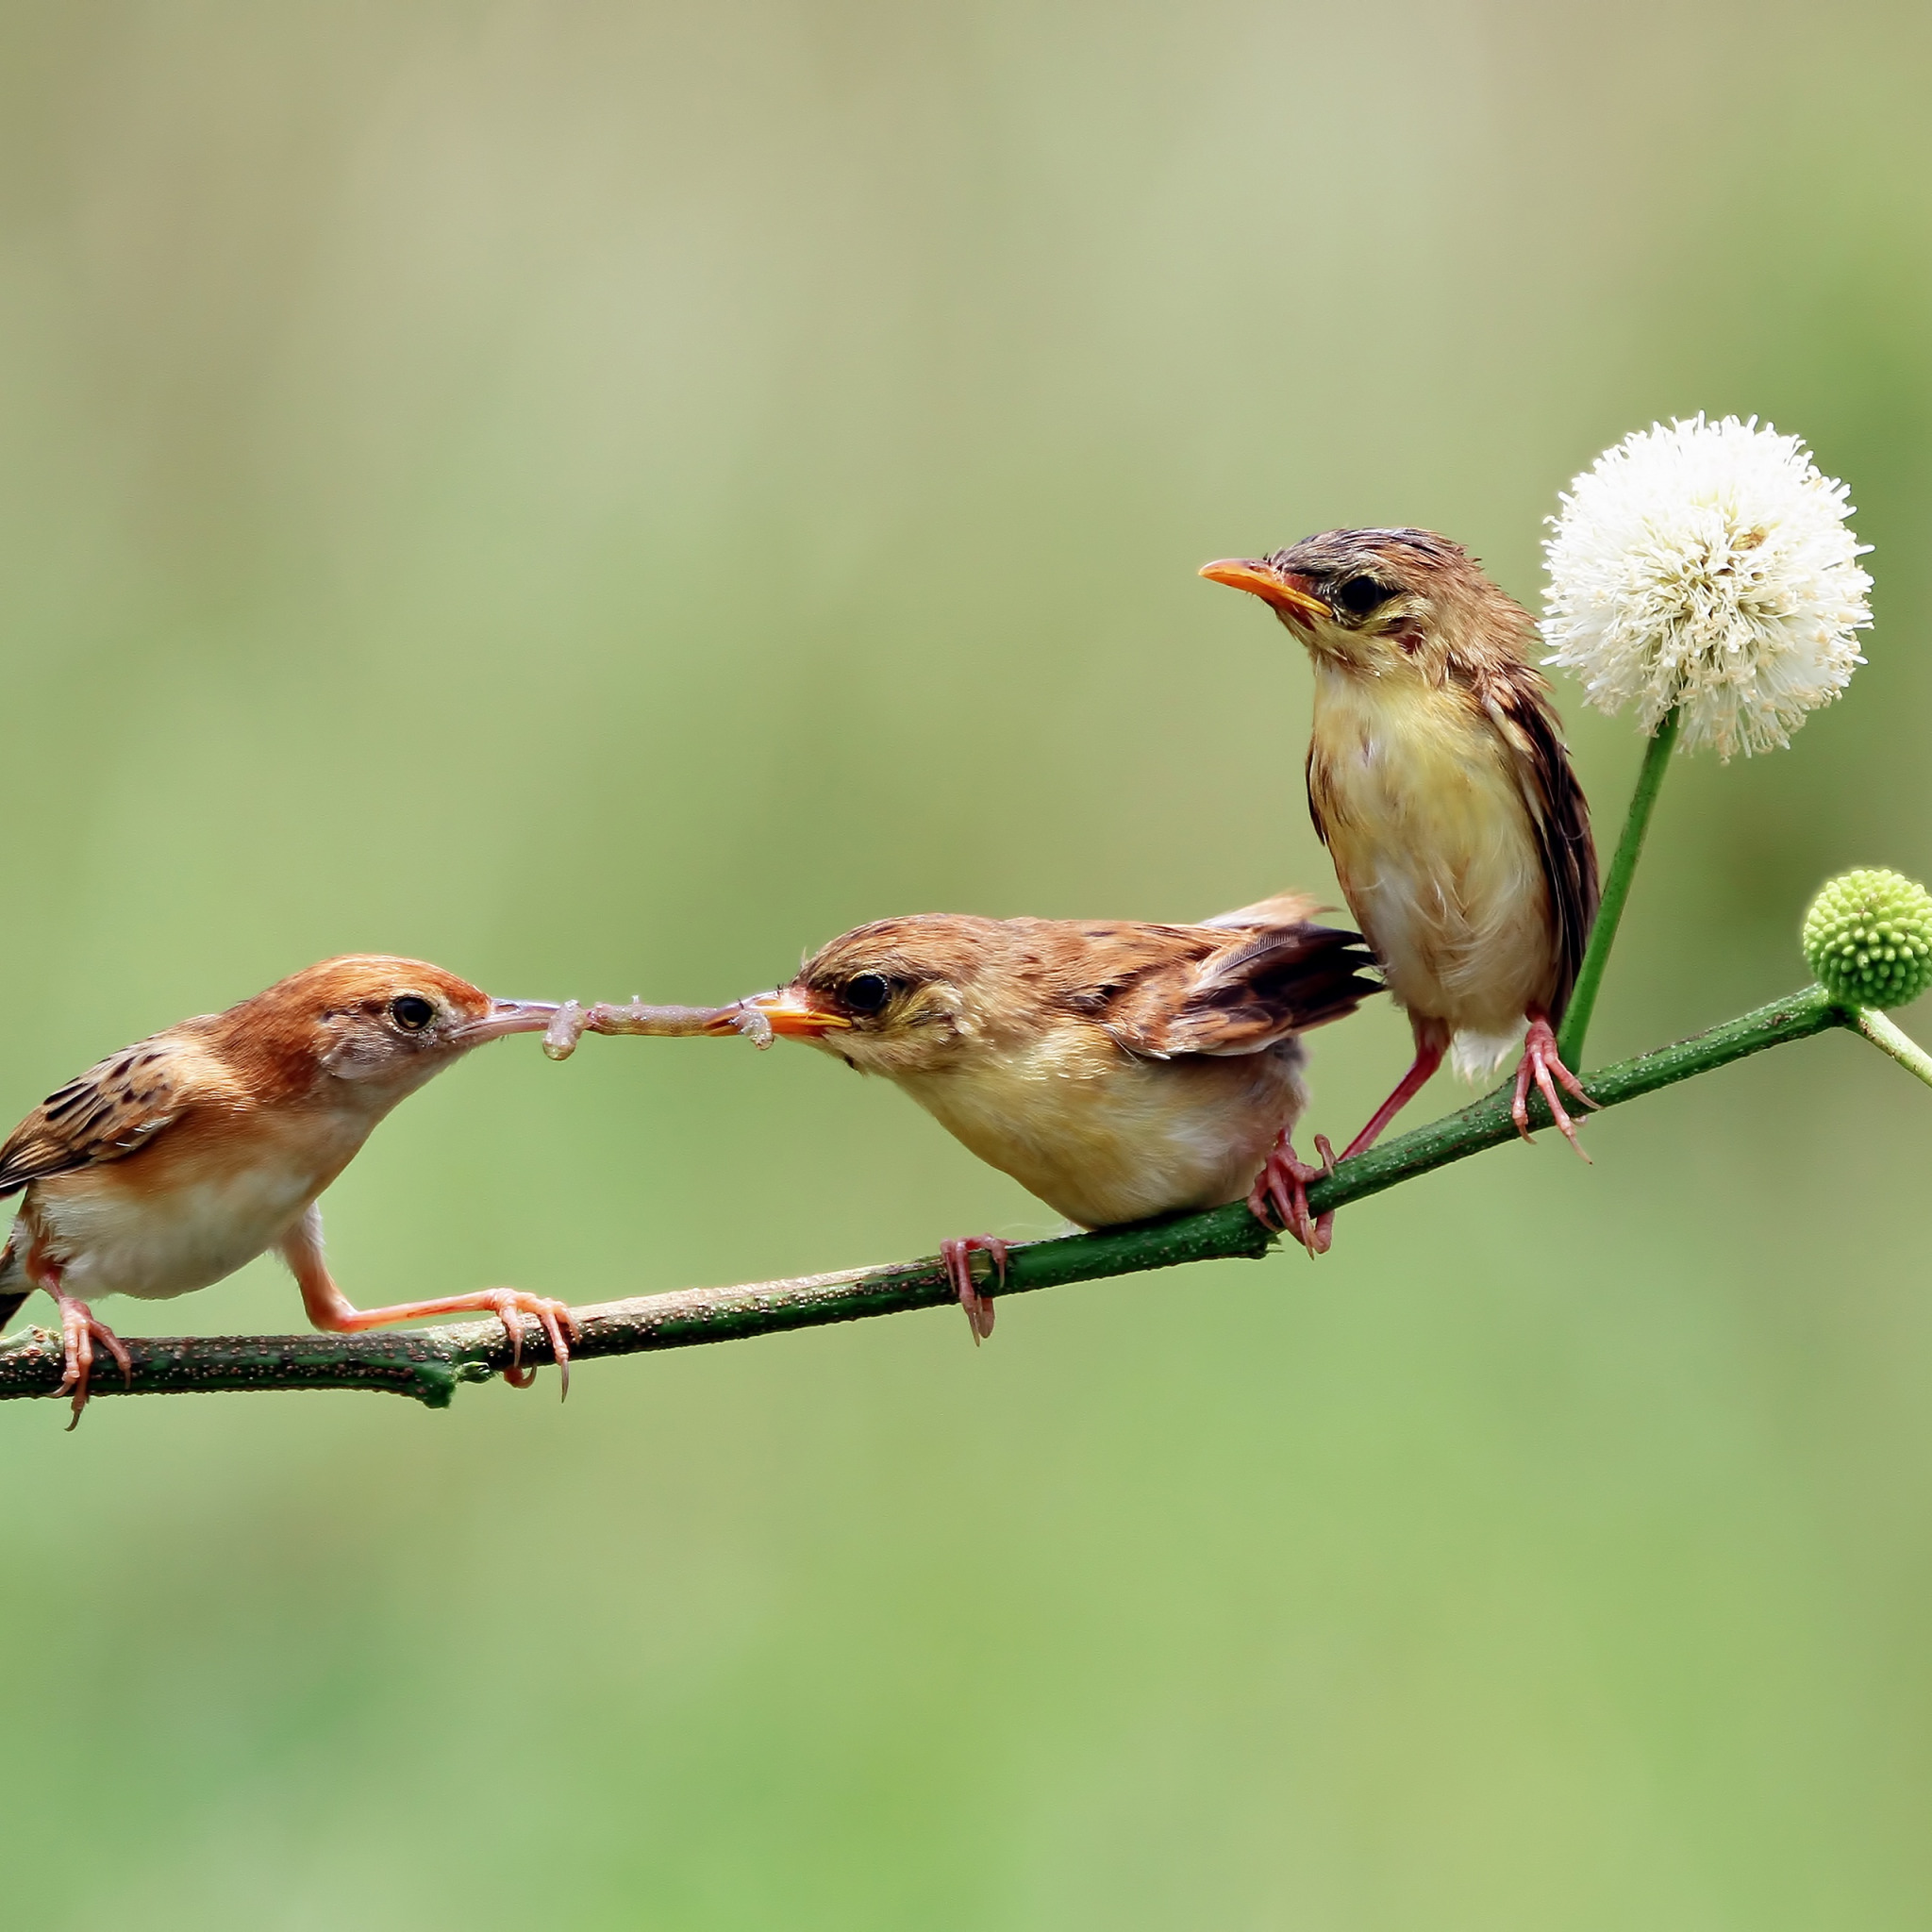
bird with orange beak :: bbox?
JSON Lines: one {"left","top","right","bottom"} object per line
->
{"left": 702, "top": 894, "right": 1380, "bottom": 1338}
{"left": 1201, "top": 530, "right": 1600, "bottom": 1156}
{"left": 0, "top": 956, "right": 575, "bottom": 1421}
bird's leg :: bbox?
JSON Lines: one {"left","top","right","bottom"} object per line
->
{"left": 311, "top": 1286, "right": 582, "bottom": 1397}
{"left": 1247, "top": 1132, "right": 1339, "bottom": 1255}
{"left": 940, "top": 1235, "right": 1008, "bottom": 1344}
{"left": 1340, "top": 1028, "right": 1447, "bottom": 1160}
{"left": 278, "top": 1209, "right": 582, "bottom": 1398}
{"left": 25, "top": 1254, "right": 131, "bottom": 1428}
{"left": 1511, "top": 1008, "right": 1599, "bottom": 1159}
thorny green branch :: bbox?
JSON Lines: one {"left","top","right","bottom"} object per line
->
{"left": 0, "top": 985, "right": 1907, "bottom": 1410}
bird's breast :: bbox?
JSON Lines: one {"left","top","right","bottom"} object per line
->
{"left": 1308, "top": 667, "right": 1555, "bottom": 1033}
{"left": 896, "top": 1031, "right": 1306, "bottom": 1229}
{"left": 19, "top": 1105, "right": 375, "bottom": 1303}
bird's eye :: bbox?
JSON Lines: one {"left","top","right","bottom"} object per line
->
{"left": 389, "top": 994, "right": 437, "bottom": 1031}
{"left": 1335, "top": 575, "right": 1394, "bottom": 620}
{"left": 842, "top": 974, "right": 891, "bottom": 1015}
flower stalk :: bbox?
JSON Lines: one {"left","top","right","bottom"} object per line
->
{"left": 1557, "top": 707, "right": 1680, "bottom": 1067}
{"left": 1853, "top": 1008, "right": 1932, "bottom": 1090}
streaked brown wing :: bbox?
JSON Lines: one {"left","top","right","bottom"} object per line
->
{"left": 1304, "top": 741, "right": 1333, "bottom": 850}
{"left": 1100, "top": 908, "right": 1381, "bottom": 1058}
{"left": 1483, "top": 669, "right": 1601, "bottom": 1023}
{"left": 0, "top": 1034, "right": 197, "bottom": 1198}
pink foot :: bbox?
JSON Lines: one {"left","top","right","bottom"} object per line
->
{"left": 481, "top": 1290, "right": 581, "bottom": 1397}
{"left": 53, "top": 1291, "right": 132, "bottom": 1428}
{"left": 1248, "top": 1133, "right": 1339, "bottom": 1255}
{"left": 941, "top": 1236, "right": 1008, "bottom": 1343}
{"left": 1511, "top": 1014, "right": 1599, "bottom": 1159}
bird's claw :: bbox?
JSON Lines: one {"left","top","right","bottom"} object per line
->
{"left": 489, "top": 1291, "right": 582, "bottom": 1399}
{"left": 941, "top": 1236, "right": 1008, "bottom": 1344}
{"left": 1510, "top": 1016, "right": 1598, "bottom": 1161}
{"left": 54, "top": 1294, "right": 131, "bottom": 1428}
{"left": 1248, "top": 1133, "right": 1337, "bottom": 1255}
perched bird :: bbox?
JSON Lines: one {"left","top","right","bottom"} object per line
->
{"left": 0, "top": 957, "right": 575, "bottom": 1421}
{"left": 1201, "top": 530, "right": 1600, "bottom": 1156}
{"left": 710, "top": 894, "right": 1380, "bottom": 1338}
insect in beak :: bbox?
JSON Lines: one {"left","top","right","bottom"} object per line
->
{"left": 709, "top": 990, "right": 854, "bottom": 1040}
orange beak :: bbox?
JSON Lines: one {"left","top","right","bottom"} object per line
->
{"left": 704, "top": 988, "right": 853, "bottom": 1039}
{"left": 1198, "top": 558, "right": 1328, "bottom": 622}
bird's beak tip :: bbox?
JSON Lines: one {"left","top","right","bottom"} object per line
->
{"left": 728, "top": 990, "right": 852, "bottom": 1039}
{"left": 459, "top": 998, "right": 564, "bottom": 1043}
{"left": 1199, "top": 558, "right": 1326, "bottom": 621}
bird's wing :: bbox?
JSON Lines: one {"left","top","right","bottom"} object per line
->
{"left": 1303, "top": 741, "right": 1333, "bottom": 850}
{"left": 1099, "top": 906, "right": 1382, "bottom": 1058}
{"left": 1482, "top": 669, "right": 1601, "bottom": 1023}
{"left": 0, "top": 1031, "right": 210, "bottom": 1199}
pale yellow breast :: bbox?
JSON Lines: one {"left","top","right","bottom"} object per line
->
{"left": 1310, "top": 665, "right": 1555, "bottom": 1038}
{"left": 897, "top": 1026, "right": 1305, "bottom": 1230}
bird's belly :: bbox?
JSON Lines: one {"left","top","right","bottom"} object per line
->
{"left": 902, "top": 1045, "right": 1305, "bottom": 1230}
{"left": 1313, "top": 682, "right": 1553, "bottom": 1034}
{"left": 23, "top": 1158, "right": 326, "bottom": 1304}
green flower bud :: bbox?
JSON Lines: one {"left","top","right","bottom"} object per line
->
{"left": 1803, "top": 868, "right": 1932, "bottom": 1009}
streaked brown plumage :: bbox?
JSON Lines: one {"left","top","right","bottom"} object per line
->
{"left": 718, "top": 893, "right": 1380, "bottom": 1336}
{"left": 0, "top": 957, "right": 574, "bottom": 1420}
{"left": 1202, "top": 528, "right": 1600, "bottom": 1154}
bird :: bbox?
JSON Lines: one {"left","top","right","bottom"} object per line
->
{"left": 707, "top": 894, "right": 1380, "bottom": 1338}
{"left": 1201, "top": 528, "right": 1600, "bottom": 1158}
{"left": 0, "top": 956, "right": 576, "bottom": 1422}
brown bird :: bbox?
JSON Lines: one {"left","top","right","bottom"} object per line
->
{"left": 711, "top": 894, "right": 1379, "bottom": 1338}
{"left": 1201, "top": 529, "right": 1600, "bottom": 1156}
{"left": 0, "top": 957, "right": 575, "bottom": 1421}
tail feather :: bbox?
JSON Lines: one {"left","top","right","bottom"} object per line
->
{"left": 1195, "top": 919, "right": 1385, "bottom": 1042}
{"left": 1198, "top": 890, "right": 1324, "bottom": 930}
{"left": 0, "top": 1238, "right": 30, "bottom": 1332}
{"left": 1105, "top": 910, "right": 1383, "bottom": 1058}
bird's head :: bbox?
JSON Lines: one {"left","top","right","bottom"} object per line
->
{"left": 1201, "top": 527, "right": 1530, "bottom": 678}
{"left": 227, "top": 956, "right": 560, "bottom": 1102}
{"left": 713, "top": 918, "right": 1007, "bottom": 1081}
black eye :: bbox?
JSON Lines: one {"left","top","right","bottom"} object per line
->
{"left": 842, "top": 974, "right": 891, "bottom": 1015}
{"left": 1335, "top": 575, "right": 1394, "bottom": 620}
{"left": 389, "top": 994, "right": 436, "bottom": 1031}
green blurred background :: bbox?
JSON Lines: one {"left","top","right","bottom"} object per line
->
{"left": 3, "top": 1, "right": 1930, "bottom": 1924}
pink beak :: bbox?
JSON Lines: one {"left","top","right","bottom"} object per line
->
{"left": 454, "top": 998, "right": 564, "bottom": 1044}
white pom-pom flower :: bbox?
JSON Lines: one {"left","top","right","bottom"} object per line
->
{"left": 1541, "top": 415, "right": 1872, "bottom": 759}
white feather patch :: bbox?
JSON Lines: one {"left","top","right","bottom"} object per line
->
{"left": 1450, "top": 1022, "right": 1528, "bottom": 1084}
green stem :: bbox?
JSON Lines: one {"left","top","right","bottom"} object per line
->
{"left": 1854, "top": 1008, "right": 1932, "bottom": 1089}
{"left": 0, "top": 986, "right": 1862, "bottom": 1408}
{"left": 1557, "top": 708, "right": 1681, "bottom": 1068}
